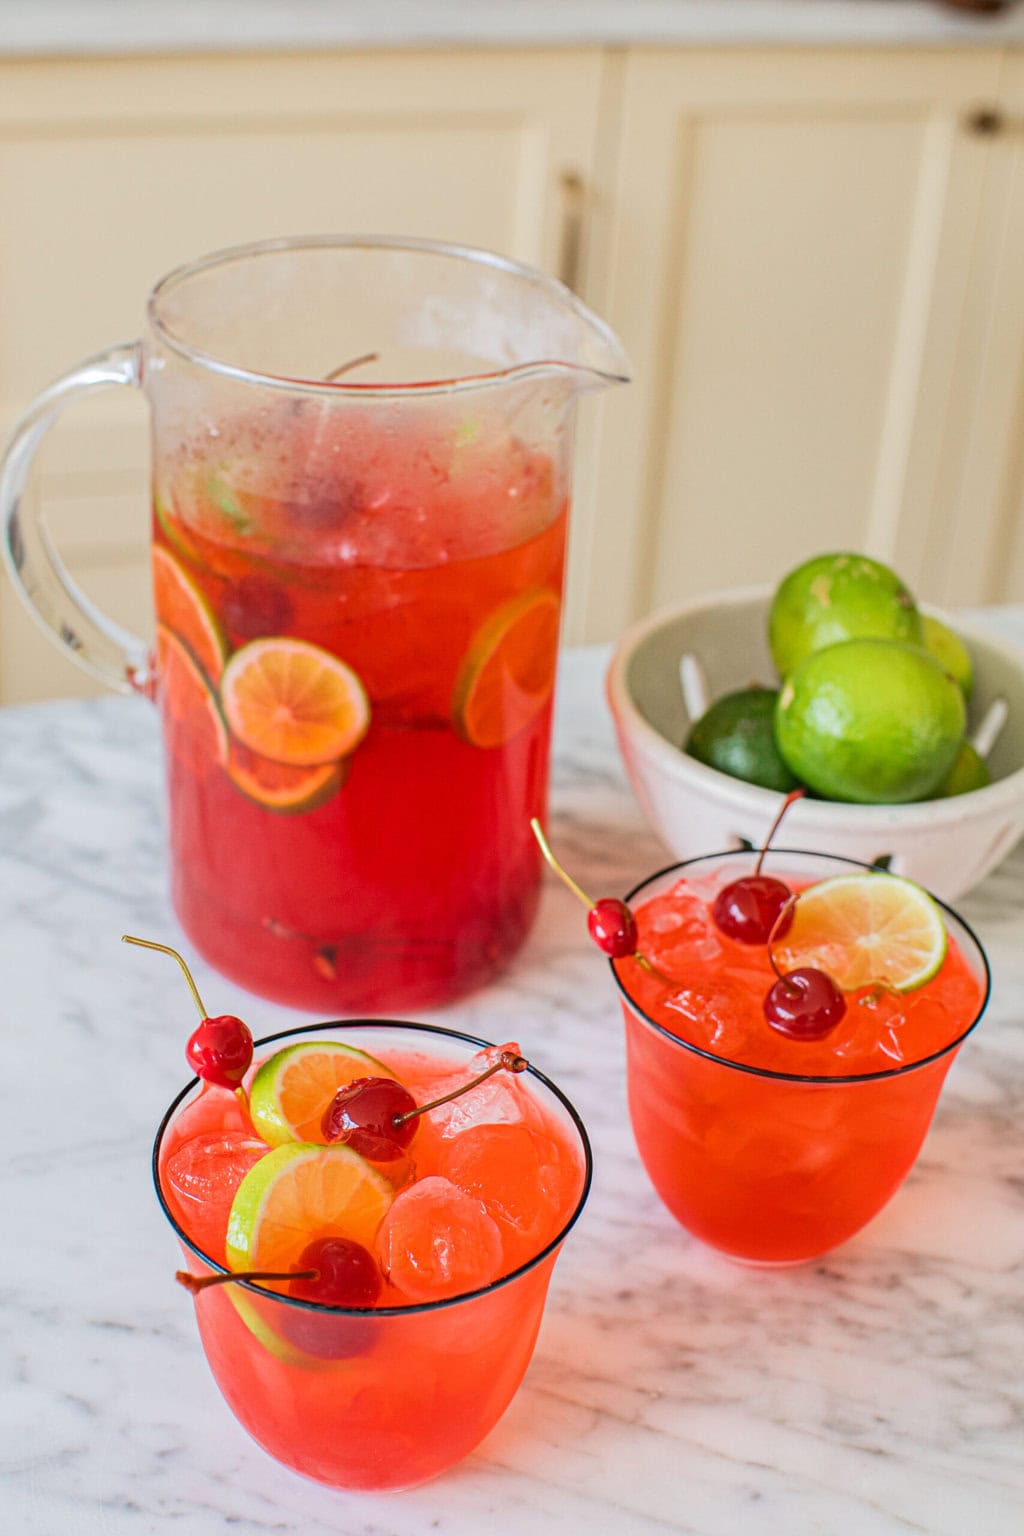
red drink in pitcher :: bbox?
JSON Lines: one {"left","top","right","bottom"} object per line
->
{"left": 153, "top": 402, "right": 566, "bottom": 1011}
{"left": 0, "top": 237, "right": 629, "bottom": 1011}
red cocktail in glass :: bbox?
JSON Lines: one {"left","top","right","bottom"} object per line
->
{"left": 154, "top": 1020, "right": 591, "bottom": 1490}
{"left": 613, "top": 851, "right": 989, "bottom": 1264}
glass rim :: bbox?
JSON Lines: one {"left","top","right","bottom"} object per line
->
{"left": 146, "top": 233, "right": 631, "bottom": 398}
{"left": 152, "top": 1017, "right": 593, "bottom": 1318}
{"left": 613, "top": 847, "right": 991, "bottom": 1086}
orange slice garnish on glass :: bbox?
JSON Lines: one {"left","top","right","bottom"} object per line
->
{"left": 156, "top": 624, "right": 229, "bottom": 770}
{"left": 152, "top": 546, "right": 227, "bottom": 685}
{"left": 220, "top": 637, "right": 371, "bottom": 767}
{"left": 226, "top": 742, "right": 348, "bottom": 815}
{"left": 452, "top": 587, "right": 561, "bottom": 749}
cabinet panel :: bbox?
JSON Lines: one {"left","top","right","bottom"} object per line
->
{"left": 0, "top": 50, "right": 607, "bottom": 700}
{"left": 588, "top": 48, "right": 1013, "bottom": 640}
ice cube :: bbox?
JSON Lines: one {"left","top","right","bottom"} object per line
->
{"left": 161, "top": 1130, "right": 267, "bottom": 1263}
{"left": 377, "top": 1176, "right": 503, "bottom": 1303}
{"left": 415, "top": 1042, "right": 536, "bottom": 1140}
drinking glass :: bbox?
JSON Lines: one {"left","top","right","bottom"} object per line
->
{"left": 154, "top": 1019, "right": 592, "bottom": 1491}
{"left": 613, "top": 851, "right": 990, "bottom": 1264}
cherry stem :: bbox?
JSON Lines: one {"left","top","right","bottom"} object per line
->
{"left": 765, "top": 895, "right": 801, "bottom": 993}
{"left": 753, "top": 788, "right": 806, "bottom": 877}
{"left": 324, "top": 351, "right": 380, "bottom": 381}
{"left": 633, "top": 953, "right": 679, "bottom": 988}
{"left": 530, "top": 818, "right": 678, "bottom": 988}
{"left": 122, "top": 934, "right": 207, "bottom": 1020}
{"left": 392, "top": 1051, "right": 528, "bottom": 1128}
{"left": 530, "top": 817, "right": 594, "bottom": 908}
{"left": 176, "top": 1268, "right": 318, "bottom": 1295}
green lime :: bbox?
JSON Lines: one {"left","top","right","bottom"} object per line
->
{"left": 768, "top": 552, "right": 923, "bottom": 677}
{"left": 921, "top": 614, "right": 974, "bottom": 699}
{"left": 686, "top": 687, "right": 800, "bottom": 792}
{"left": 938, "top": 739, "right": 991, "bottom": 798}
{"left": 774, "top": 638, "right": 966, "bottom": 804}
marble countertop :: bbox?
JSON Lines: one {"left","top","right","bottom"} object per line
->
{"left": 3, "top": 0, "right": 1024, "bottom": 57}
{"left": 1, "top": 619, "right": 1023, "bottom": 1533}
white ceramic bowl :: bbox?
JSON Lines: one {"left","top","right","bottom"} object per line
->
{"left": 606, "top": 585, "right": 1024, "bottom": 901}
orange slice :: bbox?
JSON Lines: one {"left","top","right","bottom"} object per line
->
{"left": 452, "top": 587, "right": 561, "bottom": 749}
{"left": 226, "top": 741, "right": 348, "bottom": 815}
{"left": 152, "top": 545, "right": 227, "bottom": 684}
{"left": 225, "top": 1142, "right": 393, "bottom": 1281}
{"left": 248, "top": 1040, "right": 395, "bottom": 1147}
{"left": 220, "top": 637, "right": 371, "bottom": 767}
{"left": 156, "top": 624, "right": 228, "bottom": 770}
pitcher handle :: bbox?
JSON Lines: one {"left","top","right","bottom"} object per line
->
{"left": 0, "top": 342, "right": 152, "bottom": 696}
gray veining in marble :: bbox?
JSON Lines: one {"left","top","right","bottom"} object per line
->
{"left": 1, "top": 621, "right": 1022, "bottom": 1533}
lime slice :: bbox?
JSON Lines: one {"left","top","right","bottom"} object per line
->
{"left": 225, "top": 1141, "right": 393, "bottom": 1277}
{"left": 156, "top": 624, "right": 229, "bottom": 770}
{"left": 152, "top": 545, "right": 227, "bottom": 685}
{"left": 776, "top": 872, "right": 948, "bottom": 994}
{"left": 221, "top": 637, "right": 371, "bottom": 767}
{"left": 452, "top": 587, "right": 560, "bottom": 749}
{"left": 226, "top": 742, "right": 348, "bottom": 815}
{"left": 249, "top": 1040, "right": 394, "bottom": 1147}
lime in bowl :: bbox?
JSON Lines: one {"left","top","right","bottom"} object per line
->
{"left": 610, "top": 849, "right": 990, "bottom": 1265}
{"left": 153, "top": 1019, "right": 592, "bottom": 1492}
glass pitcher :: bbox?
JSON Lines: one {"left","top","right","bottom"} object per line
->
{"left": 1, "top": 236, "right": 629, "bottom": 1010}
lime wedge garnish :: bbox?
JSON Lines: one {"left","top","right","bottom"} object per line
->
{"left": 249, "top": 1041, "right": 394, "bottom": 1147}
{"left": 776, "top": 872, "right": 948, "bottom": 994}
{"left": 225, "top": 1141, "right": 393, "bottom": 1277}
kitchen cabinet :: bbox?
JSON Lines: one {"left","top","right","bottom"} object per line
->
{"left": 582, "top": 46, "right": 1024, "bottom": 642}
{"left": 2, "top": 43, "right": 1023, "bottom": 699}
{"left": 0, "top": 49, "right": 607, "bottom": 701}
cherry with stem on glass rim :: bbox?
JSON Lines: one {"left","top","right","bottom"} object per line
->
{"left": 711, "top": 788, "right": 806, "bottom": 945}
{"left": 529, "top": 818, "right": 675, "bottom": 982}
{"left": 321, "top": 1049, "right": 530, "bottom": 1161}
{"left": 121, "top": 935, "right": 254, "bottom": 1110}
{"left": 761, "top": 896, "right": 847, "bottom": 1041}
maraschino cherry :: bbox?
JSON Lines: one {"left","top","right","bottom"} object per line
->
{"left": 762, "top": 897, "right": 847, "bottom": 1041}
{"left": 711, "top": 788, "right": 805, "bottom": 944}
{"left": 529, "top": 818, "right": 672, "bottom": 981}
{"left": 322, "top": 1050, "right": 528, "bottom": 1162}
{"left": 122, "top": 935, "right": 253, "bottom": 1104}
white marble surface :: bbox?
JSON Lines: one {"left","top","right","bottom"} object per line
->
{"left": 1, "top": 621, "right": 1023, "bottom": 1533}
{"left": 3, "top": 0, "right": 1024, "bottom": 57}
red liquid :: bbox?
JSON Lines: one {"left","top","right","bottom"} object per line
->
{"left": 157, "top": 1036, "right": 587, "bottom": 1490}
{"left": 616, "top": 868, "right": 987, "bottom": 1263}
{"left": 152, "top": 407, "right": 567, "bottom": 1010}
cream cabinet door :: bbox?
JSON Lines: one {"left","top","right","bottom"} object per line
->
{"left": 584, "top": 47, "right": 1021, "bottom": 641}
{"left": 0, "top": 49, "right": 606, "bottom": 701}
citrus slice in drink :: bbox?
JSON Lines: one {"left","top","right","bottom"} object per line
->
{"left": 156, "top": 624, "right": 229, "bottom": 770}
{"left": 152, "top": 545, "right": 227, "bottom": 684}
{"left": 226, "top": 742, "right": 348, "bottom": 815}
{"left": 225, "top": 1141, "right": 393, "bottom": 1281}
{"left": 775, "top": 872, "right": 948, "bottom": 994}
{"left": 249, "top": 1040, "right": 395, "bottom": 1147}
{"left": 452, "top": 587, "right": 560, "bottom": 749}
{"left": 220, "top": 637, "right": 371, "bottom": 767}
